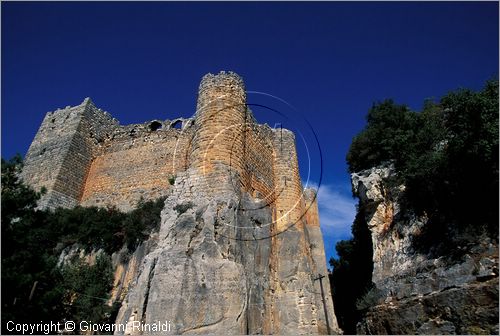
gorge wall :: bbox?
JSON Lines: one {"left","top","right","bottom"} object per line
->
{"left": 351, "top": 164, "right": 499, "bottom": 335}
{"left": 21, "top": 71, "right": 341, "bottom": 334}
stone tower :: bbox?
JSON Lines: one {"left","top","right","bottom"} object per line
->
{"left": 20, "top": 98, "right": 117, "bottom": 209}
{"left": 189, "top": 71, "right": 249, "bottom": 194}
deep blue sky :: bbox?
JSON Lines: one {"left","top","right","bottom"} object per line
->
{"left": 2, "top": 2, "right": 498, "bottom": 263}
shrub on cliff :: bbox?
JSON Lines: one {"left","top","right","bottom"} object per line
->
{"left": 332, "top": 79, "right": 499, "bottom": 332}
{"left": 123, "top": 196, "right": 166, "bottom": 250}
{"left": 346, "top": 99, "right": 418, "bottom": 173}
{"left": 1, "top": 156, "right": 166, "bottom": 332}
{"left": 329, "top": 209, "right": 373, "bottom": 334}
{"left": 50, "top": 205, "right": 126, "bottom": 253}
{"left": 346, "top": 79, "right": 499, "bottom": 240}
{"left": 2, "top": 156, "right": 65, "bottom": 330}
{"left": 61, "top": 254, "right": 114, "bottom": 326}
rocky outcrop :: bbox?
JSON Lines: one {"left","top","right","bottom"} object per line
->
{"left": 352, "top": 164, "right": 499, "bottom": 334}
{"left": 57, "top": 236, "right": 159, "bottom": 306}
{"left": 114, "top": 169, "right": 340, "bottom": 335}
{"left": 358, "top": 277, "right": 498, "bottom": 335}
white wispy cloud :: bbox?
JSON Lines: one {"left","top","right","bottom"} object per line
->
{"left": 304, "top": 181, "right": 358, "bottom": 263}
{"left": 305, "top": 181, "right": 357, "bottom": 240}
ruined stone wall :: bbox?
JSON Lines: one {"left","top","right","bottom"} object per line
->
{"left": 21, "top": 104, "right": 82, "bottom": 208}
{"left": 22, "top": 72, "right": 316, "bottom": 229}
{"left": 243, "top": 123, "right": 276, "bottom": 202}
{"left": 272, "top": 128, "right": 306, "bottom": 231}
{"left": 21, "top": 98, "right": 118, "bottom": 209}
{"left": 21, "top": 96, "right": 195, "bottom": 211}
{"left": 22, "top": 72, "right": 305, "bottom": 214}
{"left": 80, "top": 120, "right": 193, "bottom": 211}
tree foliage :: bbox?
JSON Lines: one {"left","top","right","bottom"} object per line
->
{"left": 332, "top": 79, "right": 499, "bottom": 331}
{"left": 1, "top": 156, "right": 165, "bottom": 333}
{"left": 61, "top": 254, "right": 114, "bottom": 326}
{"left": 329, "top": 208, "right": 373, "bottom": 334}
{"left": 1, "top": 156, "right": 62, "bottom": 327}
{"left": 347, "top": 80, "right": 499, "bottom": 241}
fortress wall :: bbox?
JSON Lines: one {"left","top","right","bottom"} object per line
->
{"left": 81, "top": 98, "right": 120, "bottom": 155}
{"left": 272, "top": 128, "right": 306, "bottom": 231}
{"left": 20, "top": 99, "right": 118, "bottom": 209}
{"left": 22, "top": 73, "right": 306, "bottom": 217}
{"left": 80, "top": 123, "right": 194, "bottom": 211}
{"left": 21, "top": 71, "right": 340, "bottom": 335}
{"left": 50, "top": 122, "right": 93, "bottom": 208}
{"left": 21, "top": 105, "right": 83, "bottom": 196}
{"left": 244, "top": 123, "right": 276, "bottom": 202}
{"left": 21, "top": 96, "right": 194, "bottom": 211}
{"left": 53, "top": 100, "right": 119, "bottom": 207}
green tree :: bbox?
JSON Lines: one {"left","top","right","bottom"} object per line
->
{"left": 346, "top": 80, "right": 499, "bottom": 249}
{"left": 50, "top": 206, "right": 126, "bottom": 253}
{"left": 335, "top": 79, "right": 499, "bottom": 331}
{"left": 329, "top": 208, "right": 373, "bottom": 334}
{"left": 1, "top": 156, "right": 65, "bottom": 330}
{"left": 61, "top": 254, "right": 114, "bottom": 326}
{"left": 1, "top": 155, "right": 167, "bottom": 333}
{"left": 346, "top": 99, "right": 417, "bottom": 172}
{"left": 123, "top": 197, "right": 165, "bottom": 250}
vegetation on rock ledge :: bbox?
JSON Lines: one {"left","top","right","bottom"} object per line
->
{"left": 347, "top": 79, "right": 498, "bottom": 240}
{"left": 1, "top": 156, "right": 165, "bottom": 334}
{"left": 331, "top": 79, "right": 499, "bottom": 333}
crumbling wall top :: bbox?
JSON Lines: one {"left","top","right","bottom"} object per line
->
{"left": 303, "top": 188, "right": 318, "bottom": 202}
{"left": 198, "top": 71, "right": 245, "bottom": 91}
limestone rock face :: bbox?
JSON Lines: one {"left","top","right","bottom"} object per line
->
{"left": 114, "top": 169, "right": 340, "bottom": 335}
{"left": 357, "top": 277, "right": 499, "bottom": 335}
{"left": 57, "top": 237, "right": 159, "bottom": 306}
{"left": 352, "top": 164, "right": 499, "bottom": 334}
{"left": 351, "top": 164, "right": 427, "bottom": 294}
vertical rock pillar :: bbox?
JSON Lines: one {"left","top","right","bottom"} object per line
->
{"left": 269, "top": 129, "right": 316, "bottom": 334}
{"left": 304, "top": 188, "right": 340, "bottom": 334}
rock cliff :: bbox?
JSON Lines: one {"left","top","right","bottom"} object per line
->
{"left": 352, "top": 164, "right": 499, "bottom": 334}
{"left": 114, "top": 168, "right": 340, "bottom": 335}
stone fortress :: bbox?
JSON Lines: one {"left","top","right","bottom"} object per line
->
{"left": 24, "top": 72, "right": 304, "bottom": 216}
{"left": 21, "top": 71, "right": 341, "bottom": 334}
